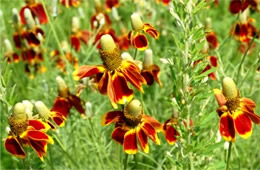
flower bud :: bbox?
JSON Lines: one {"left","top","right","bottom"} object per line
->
{"left": 12, "top": 8, "right": 20, "bottom": 25}
{"left": 144, "top": 49, "right": 153, "bottom": 66}
{"left": 24, "top": 8, "right": 35, "bottom": 29}
{"left": 112, "top": 7, "right": 120, "bottom": 21}
{"left": 22, "top": 100, "right": 33, "bottom": 118}
{"left": 56, "top": 76, "right": 69, "bottom": 97}
{"left": 85, "top": 101, "right": 93, "bottom": 118}
{"left": 12, "top": 102, "right": 27, "bottom": 122}
{"left": 72, "top": 16, "right": 80, "bottom": 33}
{"left": 126, "top": 99, "right": 142, "bottom": 117}
{"left": 131, "top": 13, "right": 144, "bottom": 31}
{"left": 4, "top": 39, "right": 13, "bottom": 53}
{"left": 222, "top": 77, "right": 237, "bottom": 99}
{"left": 35, "top": 101, "right": 50, "bottom": 119}
{"left": 100, "top": 34, "right": 116, "bottom": 52}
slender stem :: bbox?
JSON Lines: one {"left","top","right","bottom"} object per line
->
{"left": 134, "top": 154, "right": 138, "bottom": 168}
{"left": 226, "top": 142, "right": 232, "bottom": 170}
{"left": 48, "top": 145, "right": 54, "bottom": 170}
{"left": 236, "top": 32, "right": 258, "bottom": 83}
{"left": 123, "top": 153, "right": 129, "bottom": 170}
{"left": 133, "top": 48, "right": 138, "bottom": 60}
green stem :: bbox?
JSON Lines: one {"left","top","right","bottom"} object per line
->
{"left": 236, "top": 32, "right": 258, "bottom": 83}
{"left": 133, "top": 48, "right": 138, "bottom": 60}
{"left": 48, "top": 145, "right": 54, "bottom": 170}
{"left": 226, "top": 142, "right": 232, "bottom": 170}
{"left": 123, "top": 153, "right": 129, "bottom": 170}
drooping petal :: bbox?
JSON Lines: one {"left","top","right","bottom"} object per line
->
{"left": 233, "top": 111, "right": 252, "bottom": 138}
{"left": 143, "top": 23, "right": 160, "bottom": 39}
{"left": 108, "top": 72, "right": 133, "bottom": 104}
{"left": 219, "top": 112, "right": 235, "bottom": 142}
{"left": 210, "top": 56, "right": 218, "bottom": 67}
{"left": 141, "top": 122, "right": 160, "bottom": 145}
{"left": 28, "top": 119, "right": 50, "bottom": 131}
{"left": 98, "top": 72, "right": 108, "bottom": 94}
{"left": 123, "top": 129, "right": 138, "bottom": 154}
{"left": 141, "top": 71, "right": 154, "bottom": 86}
{"left": 142, "top": 115, "right": 162, "bottom": 131}
{"left": 164, "top": 124, "right": 178, "bottom": 145}
{"left": 229, "top": 0, "right": 242, "bottom": 14}
{"left": 19, "top": 6, "right": 29, "bottom": 25}
{"left": 142, "top": 65, "right": 162, "bottom": 86}
{"left": 136, "top": 127, "right": 149, "bottom": 153}
{"left": 105, "top": 0, "right": 119, "bottom": 10}
{"left": 30, "top": 3, "right": 48, "bottom": 24}
{"left": 121, "top": 60, "right": 146, "bottom": 92}
{"left": 70, "top": 35, "right": 81, "bottom": 51}
{"left": 13, "top": 32, "right": 22, "bottom": 49}
{"left": 133, "top": 33, "right": 148, "bottom": 51}
{"left": 213, "top": 89, "right": 226, "bottom": 107}
{"left": 21, "top": 130, "right": 54, "bottom": 144}
{"left": 47, "top": 120, "right": 56, "bottom": 130}
{"left": 28, "top": 140, "right": 47, "bottom": 161}
{"left": 22, "top": 31, "right": 41, "bottom": 47}
{"left": 101, "top": 111, "right": 122, "bottom": 126}
{"left": 51, "top": 97, "right": 71, "bottom": 118}
{"left": 241, "top": 98, "right": 256, "bottom": 108}
{"left": 68, "top": 94, "right": 85, "bottom": 116}
{"left": 5, "top": 136, "right": 26, "bottom": 158}
{"left": 206, "top": 32, "right": 218, "bottom": 49}
{"left": 12, "top": 53, "right": 20, "bottom": 63}
{"left": 111, "top": 127, "right": 127, "bottom": 145}
{"left": 73, "top": 65, "right": 105, "bottom": 80}
{"left": 50, "top": 111, "right": 66, "bottom": 127}
{"left": 79, "top": 30, "right": 91, "bottom": 45}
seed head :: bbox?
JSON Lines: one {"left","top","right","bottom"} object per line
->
{"left": 144, "top": 49, "right": 153, "bottom": 66}
{"left": 72, "top": 16, "right": 80, "bottom": 33}
{"left": 126, "top": 99, "right": 142, "bottom": 117}
{"left": 100, "top": 34, "right": 116, "bottom": 52}
{"left": 56, "top": 76, "right": 69, "bottom": 97}
{"left": 35, "top": 101, "right": 50, "bottom": 119}
{"left": 131, "top": 13, "right": 144, "bottom": 31}
{"left": 222, "top": 77, "right": 238, "bottom": 99}
{"left": 12, "top": 103, "right": 27, "bottom": 122}
{"left": 24, "top": 8, "right": 35, "bottom": 29}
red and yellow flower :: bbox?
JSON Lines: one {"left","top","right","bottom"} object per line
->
{"left": 141, "top": 49, "right": 162, "bottom": 86}
{"left": 4, "top": 103, "right": 53, "bottom": 161}
{"left": 20, "top": 0, "right": 48, "bottom": 25}
{"left": 229, "top": 0, "right": 258, "bottom": 14}
{"left": 73, "top": 35, "right": 146, "bottom": 108}
{"left": 51, "top": 76, "right": 85, "bottom": 126}
{"left": 105, "top": 0, "right": 119, "bottom": 11}
{"left": 128, "top": 13, "right": 159, "bottom": 51}
{"left": 214, "top": 77, "right": 260, "bottom": 142}
{"left": 205, "top": 18, "right": 218, "bottom": 50}
{"left": 101, "top": 99, "right": 161, "bottom": 154}
{"left": 155, "top": 0, "right": 171, "bottom": 6}
{"left": 194, "top": 56, "right": 218, "bottom": 81}
{"left": 4, "top": 39, "right": 20, "bottom": 63}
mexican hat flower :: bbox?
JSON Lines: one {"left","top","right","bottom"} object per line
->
{"left": 105, "top": 0, "right": 119, "bottom": 11}
{"left": 4, "top": 103, "right": 54, "bottom": 161}
{"left": 205, "top": 18, "right": 218, "bottom": 50}
{"left": 141, "top": 49, "right": 162, "bottom": 86}
{"left": 101, "top": 99, "right": 161, "bottom": 154}
{"left": 229, "top": 0, "right": 258, "bottom": 14}
{"left": 35, "top": 101, "right": 65, "bottom": 129}
{"left": 128, "top": 13, "right": 159, "bottom": 51}
{"left": 214, "top": 77, "right": 260, "bottom": 142}
{"left": 20, "top": 0, "right": 48, "bottom": 25}
{"left": 51, "top": 76, "right": 85, "bottom": 126}
{"left": 4, "top": 39, "right": 19, "bottom": 63}
{"left": 73, "top": 34, "right": 146, "bottom": 108}
{"left": 70, "top": 17, "right": 91, "bottom": 51}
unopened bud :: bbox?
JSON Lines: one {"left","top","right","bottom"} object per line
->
{"left": 35, "top": 101, "right": 50, "bottom": 119}
{"left": 4, "top": 39, "right": 13, "bottom": 53}
{"left": 24, "top": 8, "right": 35, "bottom": 29}
{"left": 112, "top": 7, "right": 120, "bottom": 21}
{"left": 56, "top": 76, "right": 69, "bottom": 97}
{"left": 12, "top": 8, "right": 20, "bottom": 25}
{"left": 144, "top": 49, "right": 153, "bottom": 66}
{"left": 85, "top": 101, "right": 93, "bottom": 118}
{"left": 126, "top": 99, "right": 142, "bottom": 117}
{"left": 22, "top": 100, "right": 33, "bottom": 118}
{"left": 121, "top": 52, "right": 134, "bottom": 61}
{"left": 72, "top": 16, "right": 80, "bottom": 33}
{"left": 12, "top": 103, "right": 27, "bottom": 121}
{"left": 37, "top": 33, "right": 44, "bottom": 42}
{"left": 100, "top": 34, "right": 116, "bottom": 52}
{"left": 131, "top": 13, "right": 144, "bottom": 31}
{"left": 222, "top": 77, "right": 237, "bottom": 99}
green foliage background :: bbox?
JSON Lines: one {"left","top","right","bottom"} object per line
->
{"left": 0, "top": 0, "right": 259, "bottom": 169}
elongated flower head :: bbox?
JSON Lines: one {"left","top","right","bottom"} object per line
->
{"left": 131, "top": 13, "right": 144, "bottom": 31}
{"left": 24, "top": 8, "right": 35, "bottom": 29}
{"left": 9, "top": 103, "right": 28, "bottom": 136}
{"left": 12, "top": 8, "right": 20, "bottom": 25}
{"left": 35, "top": 101, "right": 50, "bottom": 119}
{"left": 222, "top": 77, "right": 238, "bottom": 99}
{"left": 56, "top": 76, "right": 69, "bottom": 98}
{"left": 144, "top": 49, "right": 153, "bottom": 66}
{"left": 72, "top": 16, "right": 80, "bottom": 33}
{"left": 4, "top": 39, "right": 13, "bottom": 53}
{"left": 22, "top": 100, "right": 33, "bottom": 118}
{"left": 124, "top": 99, "right": 143, "bottom": 127}
{"left": 99, "top": 34, "right": 122, "bottom": 71}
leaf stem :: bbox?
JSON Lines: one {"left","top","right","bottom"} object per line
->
{"left": 123, "top": 153, "right": 129, "bottom": 170}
